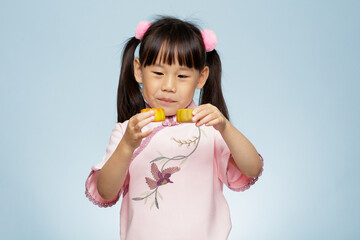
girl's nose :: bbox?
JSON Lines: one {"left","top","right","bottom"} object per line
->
{"left": 161, "top": 75, "right": 176, "bottom": 92}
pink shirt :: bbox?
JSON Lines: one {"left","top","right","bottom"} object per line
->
{"left": 85, "top": 102, "right": 263, "bottom": 240}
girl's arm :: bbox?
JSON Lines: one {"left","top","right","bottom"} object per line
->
{"left": 193, "top": 104, "right": 262, "bottom": 178}
{"left": 218, "top": 119, "right": 262, "bottom": 178}
{"left": 97, "top": 139, "right": 134, "bottom": 201}
{"left": 97, "top": 111, "right": 155, "bottom": 200}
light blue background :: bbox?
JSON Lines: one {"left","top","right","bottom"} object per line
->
{"left": 1, "top": 0, "right": 359, "bottom": 239}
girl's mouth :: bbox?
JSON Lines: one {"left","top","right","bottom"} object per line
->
{"left": 158, "top": 98, "right": 176, "bottom": 104}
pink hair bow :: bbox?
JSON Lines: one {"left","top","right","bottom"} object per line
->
{"left": 201, "top": 29, "right": 217, "bottom": 52}
{"left": 135, "top": 21, "right": 151, "bottom": 40}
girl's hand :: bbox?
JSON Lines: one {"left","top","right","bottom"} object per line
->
{"left": 122, "top": 110, "right": 155, "bottom": 150}
{"left": 192, "top": 104, "right": 228, "bottom": 133}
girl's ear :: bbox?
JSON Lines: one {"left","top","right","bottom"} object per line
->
{"left": 196, "top": 66, "right": 209, "bottom": 89}
{"left": 134, "top": 58, "right": 143, "bottom": 83}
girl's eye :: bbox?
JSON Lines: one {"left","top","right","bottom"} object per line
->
{"left": 178, "top": 75, "right": 188, "bottom": 79}
{"left": 153, "top": 72, "right": 163, "bottom": 76}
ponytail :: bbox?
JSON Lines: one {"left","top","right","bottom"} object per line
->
{"left": 117, "top": 37, "right": 145, "bottom": 122}
{"left": 200, "top": 50, "right": 229, "bottom": 120}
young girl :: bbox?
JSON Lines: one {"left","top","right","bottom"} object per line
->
{"left": 85, "top": 16, "right": 263, "bottom": 240}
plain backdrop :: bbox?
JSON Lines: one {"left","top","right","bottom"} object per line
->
{"left": 1, "top": 0, "right": 359, "bottom": 239}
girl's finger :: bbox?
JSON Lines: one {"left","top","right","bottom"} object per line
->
{"left": 134, "top": 110, "right": 155, "bottom": 122}
{"left": 195, "top": 112, "right": 216, "bottom": 127}
{"left": 129, "top": 111, "right": 154, "bottom": 129}
{"left": 138, "top": 128, "right": 153, "bottom": 139}
{"left": 136, "top": 115, "right": 155, "bottom": 130}
{"left": 192, "top": 104, "right": 210, "bottom": 116}
{"left": 192, "top": 108, "right": 213, "bottom": 123}
{"left": 204, "top": 118, "right": 220, "bottom": 127}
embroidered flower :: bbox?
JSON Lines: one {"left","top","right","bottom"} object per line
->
{"left": 146, "top": 163, "right": 180, "bottom": 190}
{"left": 132, "top": 127, "right": 202, "bottom": 209}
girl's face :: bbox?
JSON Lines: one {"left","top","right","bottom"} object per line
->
{"left": 134, "top": 57, "right": 209, "bottom": 116}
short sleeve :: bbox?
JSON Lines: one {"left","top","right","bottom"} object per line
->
{"left": 85, "top": 122, "right": 130, "bottom": 207}
{"left": 214, "top": 130, "right": 264, "bottom": 192}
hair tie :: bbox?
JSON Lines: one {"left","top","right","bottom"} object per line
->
{"left": 201, "top": 29, "right": 217, "bottom": 52}
{"left": 135, "top": 21, "right": 151, "bottom": 40}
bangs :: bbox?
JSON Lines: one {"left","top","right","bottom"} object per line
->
{"left": 139, "top": 21, "right": 206, "bottom": 70}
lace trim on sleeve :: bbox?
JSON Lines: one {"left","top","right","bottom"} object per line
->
{"left": 236, "top": 153, "right": 264, "bottom": 192}
{"left": 84, "top": 170, "right": 120, "bottom": 208}
{"left": 85, "top": 188, "right": 119, "bottom": 208}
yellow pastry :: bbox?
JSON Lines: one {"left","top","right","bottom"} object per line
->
{"left": 176, "top": 109, "right": 194, "bottom": 122}
{"left": 141, "top": 108, "right": 165, "bottom": 122}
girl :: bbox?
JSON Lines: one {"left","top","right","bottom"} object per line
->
{"left": 85, "top": 16, "right": 263, "bottom": 240}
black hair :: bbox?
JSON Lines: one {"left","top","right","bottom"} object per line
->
{"left": 117, "top": 16, "right": 228, "bottom": 122}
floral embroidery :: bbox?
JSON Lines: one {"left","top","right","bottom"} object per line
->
{"left": 132, "top": 127, "right": 201, "bottom": 209}
{"left": 146, "top": 163, "right": 180, "bottom": 189}
{"left": 171, "top": 135, "right": 199, "bottom": 147}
